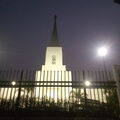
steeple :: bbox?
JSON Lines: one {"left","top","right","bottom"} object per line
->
{"left": 48, "top": 15, "right": 60, "bottom": 47}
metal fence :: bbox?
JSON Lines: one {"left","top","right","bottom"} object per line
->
{"left": 0, "top": 69, "right": 119, "bottom": 118}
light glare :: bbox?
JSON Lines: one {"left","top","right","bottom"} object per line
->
{"left": 85, "top": 81, "right": 91, "bottom": 86}
{"left": 97, "top": 47, "right": 107, "bottom": 57}
{"left": 11, "top": 81, "right": 16, "bottom": 86}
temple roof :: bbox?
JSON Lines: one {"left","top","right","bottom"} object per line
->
{"left": 48, "top": 15, "right": 60, "bottom": 47}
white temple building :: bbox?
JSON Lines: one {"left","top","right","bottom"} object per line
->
{"left": 35, "top": 16, "right": 72, "bottom": 101}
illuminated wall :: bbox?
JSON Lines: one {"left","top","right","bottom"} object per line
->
{"left": 0, "top": 87, "right": 107, "bottom": 103}
{"left": 42, "top": 47, "right": 66, "bottom": 71}
{"left": 35, "top": 46, "right": 72, "bottom": 101}
{"left": 35, "top": 70, "right": 72, "bottom": 101}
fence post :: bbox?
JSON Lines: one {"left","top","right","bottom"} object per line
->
{"left": 113, "top": 65, "right": 120, "bottom": 107}
{"left": 83, "top": 70, "right": 87, "bottom": 112}
{"left": 16, "top": 70, "right": 23, "bottom": 109}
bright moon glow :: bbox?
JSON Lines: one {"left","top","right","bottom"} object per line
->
{"left": 11, "top": 81, "right": 16, "bottom": 86}
{"left": 97, "top": 47, "right": 108, "bottom": 57}
{"left": 85, "top": 81, "right": 91, "bottom": 86}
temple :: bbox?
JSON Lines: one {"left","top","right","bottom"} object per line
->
{"left": 35, "top": 16, "right": 72, "bottom": 101}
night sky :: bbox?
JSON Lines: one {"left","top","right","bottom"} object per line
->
{"left": 0, "top": 0, "right": 120, "bottom": 70}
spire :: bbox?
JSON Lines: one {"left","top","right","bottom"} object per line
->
{"left": 48, "top": 15, "right": 60, "bottom": 47}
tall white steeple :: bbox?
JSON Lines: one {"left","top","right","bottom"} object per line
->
{"left": 36, "top": 16, "right": 72, "bottom": 100}
{"left": 42, "top": 15, "right": 66, "bottom": 71}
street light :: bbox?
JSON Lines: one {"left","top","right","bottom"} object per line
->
{"left": 97, "top": 46, "right": 108, "bottom": 57}
{"left": 11, "top": 81, "right": 16, "bottom": 86}
{"left": 97, "top": 46, "right": 108, "bottom": 71}
{"left": 84, "top": 80, "right": 91, "bottom": 87}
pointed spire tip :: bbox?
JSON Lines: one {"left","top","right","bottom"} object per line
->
{"left": 54, "top": 15, "right": 57, "bottom": 23}
{"left": 48, "top": 15, "right": 60, "bottom": 47}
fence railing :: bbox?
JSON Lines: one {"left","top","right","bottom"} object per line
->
{"left": 0, "top": 69, "right": 119, "bottom": 118}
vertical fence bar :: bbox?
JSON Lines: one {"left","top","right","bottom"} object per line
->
{"left": 25, "top": 70, "right": 29, "bottom": 108}
{"left": 49, "top": 71, "right": 52, "bottom": 102}
{"left": 16, "top": 70, "right": 23, "bottom": 109}
{"left": 64, "top": 71, "right": 66, "bottom": 103}
{"left": 46, "top": 71, "right": 48, "bottom": 102}
{"left": 5, "top": 70, "right": 12, "bottom": 110}
{"left": 38, "top": 71, "right": 41, "bottom": 104}
{"left": 53, "top": 70, "right": 55, "bottom": 101}
{"left": 9, "top": 69, "right": 14, "bottom": 110}
{"left": 60, "top": 71, "right": 62, "bottom": 104}
{"left": 101, "top": 71, "right": 105, "bottom": 103}
{"left": 57, "top": 71, "right": 59, "bottom": 105}
{"left": 12, "top": 70, "right": 19, "bottom": 109}
{"left": 42, "top": 71, "right": 45, "bottom": 100}
{"left": 68, "top": 71, "right": 70, "bottom": 111}
{"left": 83, "top": 70, "right": 87, "bottom": 111}
{"left": 95, "top": 71, "right": 100, "bottom": 102}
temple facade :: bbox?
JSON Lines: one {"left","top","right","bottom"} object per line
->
{"left": 35, "top": 16, "right": 72, "bottom": 101}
